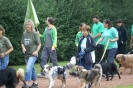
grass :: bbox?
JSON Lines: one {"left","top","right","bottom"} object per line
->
{"left": 111, "top": 84, "right": 133, "bottom": 88}
{"left": 9, "top": 61, "right": 68, "bottom": 74}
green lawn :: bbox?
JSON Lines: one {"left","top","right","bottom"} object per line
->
{"left": 111, "top": 84, "right": 133, "bottom": 88}
{"left": 9, "top": 61, "right": 68, "bottom": 74}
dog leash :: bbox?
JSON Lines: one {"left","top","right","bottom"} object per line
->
{"left": 98, "top": 39, "right": 109, "bottom": 64}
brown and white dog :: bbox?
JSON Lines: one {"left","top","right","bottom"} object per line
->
{"left": 16, "top": 68, "right": 25, "bottom": 84}
{"left": 42, "top": 56, "right": 77, "bottom": 88}
{"left": 74, "top": 65, "right": 102, "bottom": 88}
{"left": 116, "top": 54, "right": 133, "bottom": 74}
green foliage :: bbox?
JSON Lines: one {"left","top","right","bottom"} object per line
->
{"left": 0, "top": 0, "right": 133, "bottom": 65}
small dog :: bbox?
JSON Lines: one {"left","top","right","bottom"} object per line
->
{"left": 116, "top": 54, "right": 133, "bottom": 74}
{"left": 101, "top": 62, "right": 121, "bottom": 81}
{"left": 0, "top": 68, "right": 17, "bottom": 88}
{"left": 16, "top": 68, "right": 25, "bottom": 84}
{"left": 74, "top": 65, "right": 102, "bottom": 88}
{"left": 42, "top": 56, "right": 77, "bottom": 88}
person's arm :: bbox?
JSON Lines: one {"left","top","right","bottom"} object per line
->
{"left": 96, "top": 37, "right": 104, "bottom": 45}
{"left": 75, "top": 33, "right": 79, "bottom": 47}
{"left": 130, "top": 35, "right": 133, "bottom": 49}
{"left": 52, "top": 26, "right": 57, "bottom": 50}
{"left": 108, "top": 37, "right": 119, "bottom": 42}
{"left": 94, "top": 32, "right": 102, "bottom": 39}
{"left": 21, "top": 44, "right": 26, "bottom": 53}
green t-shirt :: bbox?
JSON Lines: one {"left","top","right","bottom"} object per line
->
{"left": 21, "top": 31, "right": 41, "bottom": 55}
{"left": 102, "top": 27, "right": 118, "bottom": 49}
{"left": 91, "top": 22, "right": 104, "bottom": 45}
{"left": 131, "top": 25, "right": 133, "bottom": 35}
{"left": 75, "top": 31, "right": 83, "bottom": 46}
{"left": 0, "top": 36, "right": 12, "bottom": 54}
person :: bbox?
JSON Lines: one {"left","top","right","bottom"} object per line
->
{"left": 0, "top": 25, "right": 13, "bottom": 70}
{"left": 91, "top": 15, "right": 104, "bottom": 63}
{"left": 37, "top": 17, "right": 58, "bottom": 77}
{"left": 130, "top": 25, "right": 133, "bottom": 53}
{"left": 21, "top": 19, "right": 41, "bottom": 88}
{"left": 116, "top": 19, "right": 128, "bottom": 68}
{"left": 97, "top": 19, "right": 119, "bottom": 63}
{"left": 78, "top": 25, "right": 96, "bottom": 70}
{"left": 75, "top": 23, "right": 85, "bottom": 47}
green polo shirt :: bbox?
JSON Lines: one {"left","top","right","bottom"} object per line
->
{"left": 91, "top": 22, "right": 104, "bottom": 45}
{"left": 102, "top": 27, "right": 118, "bottom": 49}
{"left": 75, "top": 31, "right": 83, "bottom": 47}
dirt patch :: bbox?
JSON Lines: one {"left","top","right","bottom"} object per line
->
{"left": 2, "top": 69, "right": 133, "bottom": 88}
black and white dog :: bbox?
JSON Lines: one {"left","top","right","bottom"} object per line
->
{"left": 0, "top": 68, "right": 17, "bottom": 88}
{"left": 42, "top": 56, "right": 77, "bottom": 88}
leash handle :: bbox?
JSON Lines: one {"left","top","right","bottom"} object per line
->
{"left": 98, "top": 39, "right": 109, "bottom": 63}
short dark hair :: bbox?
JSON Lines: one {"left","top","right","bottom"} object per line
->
{"left": 93, "top": 15, "right": 99, "bottom": 19}
{"left": 116, "top": 19, "right": 123, "bottom": 23}
{"left": 103, "top": 19, "right": 113, "bottom": 28}
{"left": 0, "top": 25, "right": 5, "bottom": 35}
{"left": 48, "top": 17, "right": 54, "bottom": 25}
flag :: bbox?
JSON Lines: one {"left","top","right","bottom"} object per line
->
{"left": 24, "top": 0, "right": 40, "bottom": 29}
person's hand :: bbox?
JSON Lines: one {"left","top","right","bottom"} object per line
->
{"left": 0, "top": 53, "right": 5, "bottom": 58}
{"left": 32, "top": 50, "right": 38, "bottom": 56}
{"left": 22, "top": 48, "right": 26, "bottom": 54}
{"left": 51, "top": 47, "right": 55, "bottom": 50}
{"left": 96, "top": 42, "right": 98, "bottom": 46}
{"left": 108, "top": 38, "right": 113, "bottom": 42}
{"left": 130, "top": 44, "right": 132, "bottom": 49}
{"left": 37, "top": 31, "right": 40, "bottom": 34}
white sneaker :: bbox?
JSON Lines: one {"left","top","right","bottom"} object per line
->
{"left": 37, "top": 74, "right": 45, "bottom": 78}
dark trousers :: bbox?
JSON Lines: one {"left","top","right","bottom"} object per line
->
{"left": 40, "top": 47, "right": 58, "bottom": 68}
{"left": 117, "top": 44, "right": 126, "bottom": 54}
{"left": 106, "top": 48, "right": 117, "bottom": 63}
{"left": 96, "top": 44, "right": 104, "bottom": 62}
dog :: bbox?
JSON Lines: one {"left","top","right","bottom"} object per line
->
{"left": 42, "top": 56, "right": 77, "bottom": 88}
{"left": 116, "top": 54, "right": 133, "bottom": 74}
{"left": 101, "top": 62, "right": 121, "bottom": 81}
{"left": 0, "top": 68, "right": 25, "bottom": 88}
{"left": 0, "top": 68, "right": 17, "bottom": 88}
{"left": 16, "top": 68, "right": 25, "bottom": 84}
{"left": 74, "top": 65, "right": 102, "bottom": 88}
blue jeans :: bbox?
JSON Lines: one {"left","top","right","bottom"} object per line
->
{"left": 79, "top": 52, "right": 93, "bottom": 70}
{"left": 0, "top": 55, "right": 9, "bottom": 70}
{"left": 25, "top": 56, "right": 37, "bottom": 81}
{"left": 106, "top": 48, "right": 117, "bottom": 62}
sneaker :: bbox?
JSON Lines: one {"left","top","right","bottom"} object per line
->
{"left": 69, "top": 72, "right": 77, "bottom": 77}
{"left": 22, "top": 84, "right": 29, "bottom": 88}
{"left": 37, "top": 73, "right": 45, "bottom": 78}
{"left": 29, "top": 83, "right": 38, "bottom": 88}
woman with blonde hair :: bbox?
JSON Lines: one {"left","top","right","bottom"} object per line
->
{"left": 21, "top": 19, "right": 41, "bottom": 88}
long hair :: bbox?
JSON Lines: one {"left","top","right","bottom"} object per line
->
{"left": 25, "top": 19, "right": 35, "bottom": 32}
{"left": 0, "top": 25, "right": 5, "bottom": 35}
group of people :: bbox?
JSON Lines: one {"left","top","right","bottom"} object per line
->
{"left": 0, "top": 15, "right": 132, "bottom": 88}
{"left": 75, "top": 15, "right": 129, "bottom": 72}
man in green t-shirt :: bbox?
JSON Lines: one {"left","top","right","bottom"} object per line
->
{"left": 91, "top": 15, "right": 104, "bottom": 63}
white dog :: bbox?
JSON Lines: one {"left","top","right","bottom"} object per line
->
{"left": 42, "top": 56, "right": 77, "bottom": 88}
